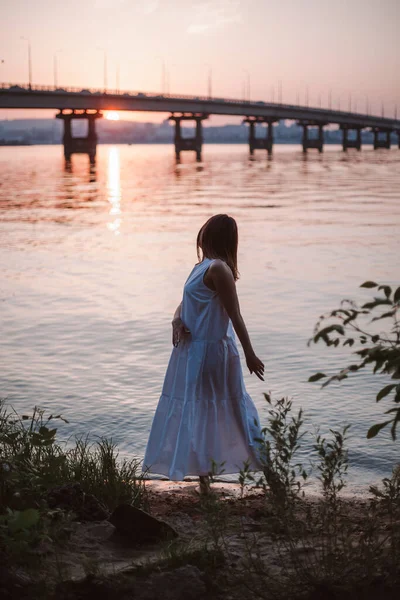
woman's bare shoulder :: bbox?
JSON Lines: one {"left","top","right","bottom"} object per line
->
{"left": 208, "top": 259, "right": 234, "bottom": 281}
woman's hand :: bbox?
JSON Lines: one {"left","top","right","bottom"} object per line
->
{"left": 246, "top": 351, "right": 265, "bottom": 381}
{"left": 172, "top": 317, "right": 189, "bottom": 347}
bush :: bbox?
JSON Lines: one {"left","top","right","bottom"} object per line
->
{"left": 308, "top": 281, "right": 400, "bottom": 439}
{"left": 0, "top": 399, "right": 146, "bottom": 561}
{"left": 236, "top": 397, "right": 400, "bottom": 599}
{"left": 245, "top": 394, "right": 308, "bottom": 511}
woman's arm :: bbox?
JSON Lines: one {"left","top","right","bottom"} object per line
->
{"left": 173, "top": 302, "right": 182, "bottom": 322}
{"left": 206, "top": 260, "right": 265, "bottom": 381}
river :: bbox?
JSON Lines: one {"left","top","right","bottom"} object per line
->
{"left": 1, "top": 143, "right": 399, "bottom": 491}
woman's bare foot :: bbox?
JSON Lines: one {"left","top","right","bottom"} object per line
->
{"left": 199, "top": 475, "right": 211, "bottom": 495}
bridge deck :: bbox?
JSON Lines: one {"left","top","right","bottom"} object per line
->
{"left": 1, "top": 83, "right": 399, "bottom": 131}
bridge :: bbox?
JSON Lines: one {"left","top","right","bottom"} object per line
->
{"left": 1, "top": 82, "right": 399, "bottom": 160}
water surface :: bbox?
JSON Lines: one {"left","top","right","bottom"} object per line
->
{"left": 1, "top": 143, "right": 399, "bottom": 490}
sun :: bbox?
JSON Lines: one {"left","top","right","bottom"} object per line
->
{"left": 105, "top": 111, "right": 120, "bottom": 121}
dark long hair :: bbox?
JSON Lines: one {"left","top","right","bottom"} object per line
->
{"left": 196, "top": 214, "right": 239, "bottom": 280}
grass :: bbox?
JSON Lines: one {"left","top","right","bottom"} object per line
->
{"left": 134, "top": 540, "right": 225, "bottom": 578}
{"left": 0, "top": 399, "right": 147, "bottom": 563}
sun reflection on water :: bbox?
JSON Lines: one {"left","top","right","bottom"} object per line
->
{"left": 107, "top": 146, "right": 122, "bottom": 235}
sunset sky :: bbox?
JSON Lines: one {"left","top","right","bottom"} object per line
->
{"left": 1, "top": 0, "right": 399, "bottom": 121}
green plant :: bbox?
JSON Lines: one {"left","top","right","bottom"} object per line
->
{"left": 299, "top": 426, "right": 352, "bottom": 584}
{"left": 370, "top": 464, "right": 400, "bottom": 576}
{"left": 66, "top": 436, "right": 147, "bottom": 511}
{"left": 313, "top": 425, "right": 350, "bottom": 507}
{"left": 156, "top": 540, "right": 224, "bottom": 574}
{"left": 239, "top": 412, "right": 400, "bottom": 598}
{"left": 308, "top": 281, "right": 400, "bottom": 439}
{"left": 250, "top": 394, "right": 308, "bottom": 510}
{"left": 0, "top": 507, "right": 40, "bottom": 557}
{"left": 0, "top": 402, "right": 69, "bottom": 510}
{"left": 0, "top": 399, "right": 147, "bottom": 564}
{"left": 0, "top": 400, "right": 147, "bottom": 514}
{"left": 370, "top": 464, "right": 400, "bottom": 507}
{"left": 199, "top": 487, "right": 228, "bottom": 554}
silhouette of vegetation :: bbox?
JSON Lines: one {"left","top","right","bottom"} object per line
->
{"left": 1, "top": 396, "right": 400, "bottom": 599}
{"left": 233, "top": 396, "right": 400, "bottom": 599}
{"left": 308, "top": 281, "right": 400, "bottom": 439}
{"left": 243, "top": 394, "right": 308, "bottom": 510}
{"left": 0, "top": 400, "right": 146, "bottom": 563}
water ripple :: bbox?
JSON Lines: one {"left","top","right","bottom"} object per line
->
{"left": 0, "top": 143, "right": 399, "bottom": 488}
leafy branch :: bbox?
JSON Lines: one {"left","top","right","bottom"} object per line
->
{"left": 308, "top": 282, "right": 400, "bottom": 440}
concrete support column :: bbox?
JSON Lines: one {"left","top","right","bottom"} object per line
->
{"left": 373, "top": 129, "right": 391, "bottom": 150}
{"left": 195, "top": 118, "right": 203, "bottom": 161}
{"left": 373, "top": 130, "right": 379, "bottom": 150}
{"left": 249, "top": 121, "right": 255, "bottom": 155}
{"left": 174, "top": 119, "right": 181, "bottom": 159}
{"left": 244, "top": 117, "right": 276, "bottom": 155}
{"left": 342, "top": 128, "right": 348, "bottom": 151}
{"left": 88, "top": 115, "right": 97, "bottom": 142}
{"left": 302, "top": 125, "right": 308, "bottom": 153}
{"left": 266, "top": 121, "right": 274, "bottom": 154}
{"left": 56, "top": 109, "right": 102, "bottom": 161}
{"left": 169, "top": 113, "right": 208, "bottom": 161}
{"left": 342, "top": 127, "right": 361, "bottom": 151}
{"left": 319, "top": 125, "right": 324, "bottom": 152}
{"left": 63, "top": 116, "right": 72, "bottom": 145}
{"left": 356, "top": 128, "right": 361, "bottom": 150}
{"left": 301, "top": 123, "right": 324, "bottom": 152}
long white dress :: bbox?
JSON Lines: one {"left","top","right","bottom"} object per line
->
{"left": 143, "top": 258, "right": 262, "bottom": 481}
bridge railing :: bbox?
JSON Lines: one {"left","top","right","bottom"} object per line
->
{"left": 0, "top": 82, "right": 397, "bottom": 124}
{"left": 1, "top": 81, "right": 238, "bottom": 102}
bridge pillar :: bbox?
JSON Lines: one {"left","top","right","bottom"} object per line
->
{"left": 56, "top": 109, "right": 103, "bottom": 161}
{"left": 299, "top": 122, "right": 324, "bottom": 152}
{"left": 341, "top": 126, "right": 362, "bottom": 151}
{"left": 169, "top": 113, "right": 209, "bottom": 161}
{"left": 244, "top": 117, "right": 277, "bottom": 155}
{"left": 372, "top": 129, "right": 391, "bottom": 150}
{"left": 248, "top": 120, "right": 255, "bottom": 156}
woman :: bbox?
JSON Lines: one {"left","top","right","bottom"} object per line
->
{"left": 143, "top": 214, "right": 264, "bottom": 493}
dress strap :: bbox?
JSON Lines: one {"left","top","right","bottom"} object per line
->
{"left": 197, "top": 258, "right": 214, "bottom": 275}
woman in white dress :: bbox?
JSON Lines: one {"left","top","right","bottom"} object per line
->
{"left": 143, "top": 214, "right": 264, "bottom": 493}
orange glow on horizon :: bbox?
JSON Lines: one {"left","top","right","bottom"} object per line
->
{"left": 105, "top": 111, "right": 120, "bottom": 121}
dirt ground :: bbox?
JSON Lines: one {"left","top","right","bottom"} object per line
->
{"left": 3, "top": 480, "right": 399, "bottom": 600}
